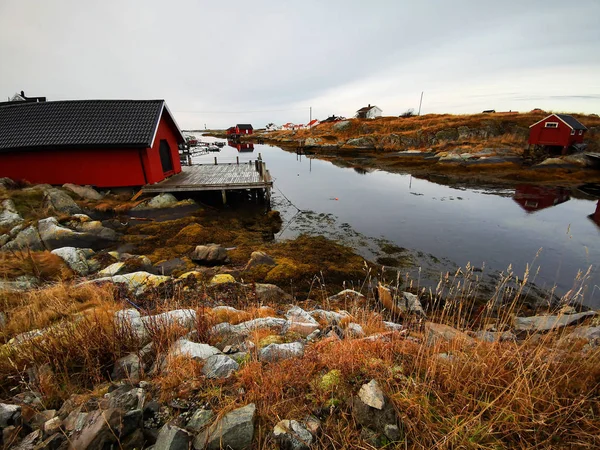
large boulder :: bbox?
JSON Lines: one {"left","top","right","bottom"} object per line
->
{"left": 191, "top": 244, "right": 229, "bottom": 266}
{"left": 194, "top": 403, "right": 256, "bottom": 450}
{"left": 253, "top": 283, "right": 292, "bottom": 303}
{"left": 0, "top": 199, "right": 23, "bottom": 228}
{"left": 514, "top": 311, "right": 597, "bottom": 333}
{"left": 0, "top": 225, "right": 44, "bottom": 251}
{"left": 42, "top": 188, "right": 82, "bottom": 215}
{"left": 62, "top": 184, "right": 103, "bottom": 200}
{"left": 38, "top": 217, "right": 118, "bottom": 250}
{"left": 51, "top": 247, "right": 93, "bottom": 275}
{"left": 69, "top": 408, "right": 128, "bottom": 450}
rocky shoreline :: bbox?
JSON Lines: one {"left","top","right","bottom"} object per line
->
{"left": 1, "top": 179, "right": 600, "bottom": 448}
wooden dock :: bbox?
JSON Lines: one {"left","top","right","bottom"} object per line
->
{"left": 142, "top": 158, "right": 273, "bottom": 203}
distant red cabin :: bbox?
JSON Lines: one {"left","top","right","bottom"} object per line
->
{"left": 0, "top": 99, "right": 185, "bottom": 188}
{"left": 226, "top": 126, "right": 237, "bottom": 135}
{"left": 236, "top": 124, "right": 253, "bottom": 135}
{"left": 528, "top": 114, "right": 587, "bottom": 153}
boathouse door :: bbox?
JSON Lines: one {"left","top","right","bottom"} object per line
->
{"left": 159, "top": 140, "right": 174, "bottom": 174}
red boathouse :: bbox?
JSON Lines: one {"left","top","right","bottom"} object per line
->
{"left": 528, "top": 114, "right": 587, "bottom": 154}
{"left": 0, "top": 99, "right": 185, "bottom": 187}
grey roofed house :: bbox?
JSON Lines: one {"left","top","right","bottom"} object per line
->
{"left": 0, "top": 99, "right": 178, "bottom": 151}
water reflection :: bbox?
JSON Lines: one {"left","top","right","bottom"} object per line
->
{"left": 227, "top": 140, "right": 254, "bottom": 152}
{"left": 513, "top": 184, "right": 570, "bottom": 213}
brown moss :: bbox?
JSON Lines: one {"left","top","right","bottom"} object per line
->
{"left": 0, "top": 251, "right": 73, "bottom": 281}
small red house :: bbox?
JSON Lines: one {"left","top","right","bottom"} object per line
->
{"left": 528, "top": 114, "right": 587, "bottom": 153}
{"left": 236, "top": 124, "right": 253, "bottom": 135}
{"left": 0, "top": 99, "right": 184, "bottom": 187}
{"left": 226, "top": 126, "right": 237, "bottom": 136}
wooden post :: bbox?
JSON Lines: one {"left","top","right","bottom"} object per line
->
{"left": 214, "top": 157, "right": 218, "bottom": 165}
{"left": 221, "top": 190, "right": 227, "bottom": 204}
{"left": 258, "top": 153, "right": 262, "bottom": 161}
{"left": 236, "top": 156, "right": 239, "bottom": 165}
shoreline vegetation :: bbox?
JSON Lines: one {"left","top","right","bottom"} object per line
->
{"left": 0, "top": 174, "right": 599, "bottom": 448}
{"left": 207, "top": 111, "right": 600, "bottom": 186}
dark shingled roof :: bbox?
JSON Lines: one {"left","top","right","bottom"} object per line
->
{"left": 236, "top": 124, "right": 253, "bottom": 130}
{"left": 0, "top": 99, "right": 182, "bottom": 152}
{"left": 556, "top": 114, "right": 587, "bottom": 130}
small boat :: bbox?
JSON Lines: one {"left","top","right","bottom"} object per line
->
{"left": 214, "top": 142, "right": 225, "bottom": 147}
{"left": 207, "top": 145, "right": 220, "bottom": 152}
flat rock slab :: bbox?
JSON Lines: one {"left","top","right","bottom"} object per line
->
{"left": 194, "top": 403, "right": 255, "bottom": 450}
{"left": 514, "top": 311, "right": 597, "bottom": 332}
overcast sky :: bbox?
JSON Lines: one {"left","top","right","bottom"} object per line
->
{"left": 1, "top": 0, "right": 599, "bottom": 129}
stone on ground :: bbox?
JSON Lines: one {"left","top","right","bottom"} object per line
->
{"left": 0, "top": 199, "right": 23, "bottom": 228}
{"left": 273, "top": 419, "right": 313, "bottom": 450}
{"left": 514, "top": 311, "right": 597, "bottom": 332}
{"left": 194, "top": 403, "right": 255, "bottom": 450}
{"left": 63, "top": 183, "right": 103, "bottom": 200}
{"left": 425, "top": 322, "right": 475, "bottom": 346}
{"left": 154, "top": 423, "right": 193, "bottom": 450}
{"left": 191, "top": 244, "right": 229, "bottom": 265}
{"left": 42, "top": 188, "right": 82, "bottom": 215}
{"left": 244, "top": 251, "right": 276, "bottom": 270}
{"left": 259, "top": 342, "right": 304, "bottom": 362}
{"left": 202, "top": 354, "right": 240, "bottom": 379}
{"left": 51, "top": 247, "right": 92, "bottom": 275}
{"left": 186, "top": 409, "right": 214, "bottom": 433}
{"left": 209, "top": 273, "right": 236, "bottom": 285}
{"left": 328, "top": 289, "right": 366, "bottom": 303}
{"left": 0, "top": 225, "right": 44, "bottom": 252}
{"left": 170, "top": 339, "right": 221, "bottom": 361}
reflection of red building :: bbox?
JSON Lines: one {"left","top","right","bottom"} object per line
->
{"left": 513, "top": 184, "right": 570, "bottom": 213}
{"left": 227, "top": 140, "right": 254, "bottom": 152}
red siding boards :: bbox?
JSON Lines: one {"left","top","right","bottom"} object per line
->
{"left": 0, "top": 106, "right": 184, "bottom": 188}
{"left": 528, "top": 114, "right": 586, "bottom": 148}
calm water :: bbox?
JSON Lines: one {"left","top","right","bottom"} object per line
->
{"left": 187, "top": 134, "right": 600, "bottom": 307}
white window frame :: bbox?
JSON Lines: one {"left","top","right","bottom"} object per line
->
{"left": 545, "top": 122, "right": 559, "bottom": 128}
{"left": 571, "top": 129, "right": 576, "bottom": 135}
{"left": 579, "top": 130, "right": 583, "bottom": 135}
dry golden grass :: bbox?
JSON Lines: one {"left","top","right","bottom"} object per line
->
{"left": 0, "top": 250, "right": 73, "bottom": 282}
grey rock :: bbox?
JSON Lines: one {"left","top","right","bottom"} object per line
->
{"left": 194, "top": 403, "right": 256, "bottom": 450}
{"left": 43, "top": 416, "right": 62, "bottom": 435}
{"left": 253, "top": 283, "right": 291, "bottom": 303}
{"left": 310, "top": 309, "right": 350, "bottom": 325}
{"left": 0, "top": 177, "right": 16, "bottom": 189}
{"left": 328, "top": 289, "right": 366, "bottom": 303}
{"left": 1, "top": 225, "right": 44, "bottom": 252}
{"left": 62, "top": 183, "right": 103, "bottom": 200}
{"left": 191, "top": 243, "right": 229, "bottom": 265}
{"left": 244, "top": 251, "right": 276, "bottom": 270}
{"left": 69, "top": 408, "right": 123, "bottom": 450}
{"left": 384, "top": 424, "right": 402, "bottom": 441}
{"left": 346, "top": 137, "right": 374, "bottom": 148}
{"left": 42, "top": 188, "right": 82, "bottom": 215}
{"left": 273, "top": 419, "right": 313, "bottom": 450}
{"left": 107, "top": 386, "right": 145, "bottom": 411}
{"left": 186, "top": 409, "right": 214, "bottom": 433}
{"left": 435, "top": 128, "right": 459, "bottom": 142}
{"left": 383, "top": 321, "right": 403, "bottom": 331}
{"left": 13, "top": 430, "right": 42, "bottom": 449}
{"left": 50, "top": 247, "right": 91, "bottom": 275}
{"left": 562, "top": 326, "right": 600, "bottom": 342}
{"left": 0, "top": 276, "right": 40, "bottom": 292}
{"left": 63, "top": 410, "right": 88, "bottom": 433}
{"left": 0, "top": 199, "right": 23, "bottom": 228}
{"left": 202, "top": 354, "right": 239, "bottom": 378}
{"left": 425, "top": 322, "right": 474, "bottom": 346}
{"left": 345, "top": 322, "right": 366, "bottom": 338}
{"left": 378, "top": 285, "right": 425, "bottom": 316}
{"left": 154, "top": 423, "right": 192, "bottom": 450}
{"left": 332, "top": 120, "right": 351, "bottom": 132}
{"left": 303, "top": 137, "right": 322, "bottom": 147}
{"left": 133, "top": 193, "right": 179, "bottom": 210}
{"left": 359, "top": 379, "right": 385, "bottom": 410}
{"left": 286, "top": 306, "right": 318, "bottom": 326}
{"left": 155, "top": 258, "right": 190, "bottom": 276}
{"left": 170, "top": 339, "right": 221, "bottom": 361}
{"left": 0, "top": 403, "right": 21, "bottom": 428}
{"left": 111, "top": 343, "right": 154, "bottom": 382}
{"left": 0, "top": 234, "right": 9, "bottom": 246}
{"left": 97, "top": 262, "right": 126, "bottom": 276}
{"left": 38, "top": 217, "right": 118, "bottom": 250}
{"left": 514, "top": 311, "right": 597, "bottom": 332}
{"left": 90, "top": 271, "right": 171, "bottom": 296}
{"left": 474, "top": 330, "right": 517, "bottom": 343}
{"left": 259, "top": 342, "right": 304, "bottom": 362}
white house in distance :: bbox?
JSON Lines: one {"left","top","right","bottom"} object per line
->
{"left": 356, "top": 104, "right": 382, "bottom": 119}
